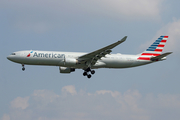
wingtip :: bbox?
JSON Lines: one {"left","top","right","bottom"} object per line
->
{"left": 117, "top": 36, "right": 128, "bottom": 43}
{"left": 120, "top": 36, "right": 127, "bottom": 42}
{"left": 123, "top": 36, "right": 127, "bottom": 39}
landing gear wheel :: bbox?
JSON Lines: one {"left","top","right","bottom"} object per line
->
{"left": 83, "top": 68, "right": 95, "bottom": 78}
{"left": 22, "top": 64, "right": 25, "bottom": 71}
{"left": 83, "top": 72, "right": 87, "bottom": 76}
{"left": 87, "top": 74, "right": 91, "bottom": 78}
{"left": 22, "top": 68, "right": 25, "bottom": 71}
{"left": 91, "top": 70, "right": 95, "bottom": 74}
{"left": 86, "top": 67, "right": 91, "bottom": 72}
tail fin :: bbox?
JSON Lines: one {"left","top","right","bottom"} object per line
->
{"left": 138, "top": 36, "right": 168, "bottom": 60}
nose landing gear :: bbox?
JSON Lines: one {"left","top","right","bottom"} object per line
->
{"left": 22, "top": 64, "right": 25, "bottom": 71}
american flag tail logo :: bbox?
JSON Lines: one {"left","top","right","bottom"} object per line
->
{"left": 138, "top": 36, "right": 168, "bottom": 61}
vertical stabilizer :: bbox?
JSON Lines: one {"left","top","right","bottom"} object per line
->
{"left": 138, "top": 36, "right": 168, "bottom": 60}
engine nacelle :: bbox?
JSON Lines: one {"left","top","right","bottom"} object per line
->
{"left": 59, "top": 67, "right": 75, "bottom": 73}
{"left": 65, "top": 58, "right": 78, "bottom": 66}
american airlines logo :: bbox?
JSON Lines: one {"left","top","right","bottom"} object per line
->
{"left": 33, "top": 52, "right": 65, "bottom": 58}
{"left": 27, "top": 51, "right": 33, "bottom": 57}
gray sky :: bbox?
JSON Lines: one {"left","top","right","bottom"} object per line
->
{"left": 1, "top": 0, "right": 180, "bottom": 120}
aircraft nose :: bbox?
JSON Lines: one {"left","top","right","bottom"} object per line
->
{"left": 7, "top": 55, "right": 13, "bottom": 61}
{"left": 7, "top": 56, "right": 10, "bottom": 60}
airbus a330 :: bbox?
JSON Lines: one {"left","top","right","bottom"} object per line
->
{"left": 7, "top": 36, "right": 172, "bottom": 78}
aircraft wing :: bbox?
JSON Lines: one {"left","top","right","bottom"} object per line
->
{"left": 150, "top": 52, "right": 173, "bottom": 61}
{"left": 78, "top": 36, "right": 127, "bottom": 65}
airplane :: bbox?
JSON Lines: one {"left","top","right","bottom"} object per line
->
{"left": 7, "top": 36, "right": 172, "bottom": 78}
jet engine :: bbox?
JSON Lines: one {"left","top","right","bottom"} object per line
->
{"left": 59, "top": 67, "right": 75, "bottom": 73}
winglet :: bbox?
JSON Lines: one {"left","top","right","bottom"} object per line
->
{"left": 120, "top": 36, "right": 127, "bottom": 43}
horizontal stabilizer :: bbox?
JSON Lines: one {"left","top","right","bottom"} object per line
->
{"left": 150, "top": 52, "right": 172, "bottom": 61}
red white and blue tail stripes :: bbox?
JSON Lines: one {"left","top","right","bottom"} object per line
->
{"left": 138, "top": 36, "right": 168, "bottom": 61}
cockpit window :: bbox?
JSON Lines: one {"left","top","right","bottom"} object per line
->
{"left": 11, "top": 53, "right": 16, "bottom": 55}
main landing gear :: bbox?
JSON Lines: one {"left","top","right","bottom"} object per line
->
{"left": 22, "top": 64, "right": 25, "bottom": 71}
{"left": 83, "top": 67, "right": 95, "bottom": 79}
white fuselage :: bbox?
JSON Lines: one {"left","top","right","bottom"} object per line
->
{"left": 7, "top": 50, "right": 152, "bottom": 69}
{"left": 6, "top": 36, "right": 171, "bottom": 78}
